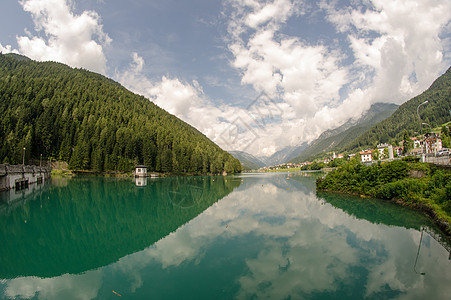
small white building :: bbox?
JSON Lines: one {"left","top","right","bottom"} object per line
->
{"left": 376, "top": 143, "right": 391, "bottom": 159}
{"left": 360, "top": 150, "right": 373, "bottom": 162}
{"left": 411, "top": 137, "right": 421, "bottom": 149}
{"left": 135, "top": 165, "right": 147, "bottom": 177}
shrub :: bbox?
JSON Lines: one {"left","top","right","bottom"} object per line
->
{"left": 402, "top": 156, "right": 421, "bottom": 163}
{"left": 375, "top": 178, "right": 426, "bottom": 200}
{"left": 379, "top": 160, "right": 409, "bottom": 184}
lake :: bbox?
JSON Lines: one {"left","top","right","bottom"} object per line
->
{"left": 0, "top": 172, "right": 450, "bottom": 299}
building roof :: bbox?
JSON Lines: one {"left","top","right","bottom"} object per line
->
{"left": 377, "top": 143, "right": 390, "bottom": 149}
{"left": 359, "top": 150, "right": 373, "bottom": 155}
{"left": 135, "top": 165, "right": 147, "bottom": 168}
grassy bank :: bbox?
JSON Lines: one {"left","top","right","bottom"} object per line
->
{"left": 51, "top": 169, "right": 75, "bottom": 177}
{"left": 316, "top": 158, "right": 451, "bottom": 235}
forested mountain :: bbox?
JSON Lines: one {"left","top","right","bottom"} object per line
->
{"left": 339, "top": 66, "right": 451, "bottom": 153}
{"left": 229, "top": 151, "right": 266, "bottom": 170}
{"left": 0, "top": 53, "right": 241, "bottom": 174}
{"left": 291, "top": 103, "right": 399, "bottom": 163}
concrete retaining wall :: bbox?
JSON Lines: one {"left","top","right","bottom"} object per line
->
{"left": 0, "top": 164, "right": 52, "bottom": 191}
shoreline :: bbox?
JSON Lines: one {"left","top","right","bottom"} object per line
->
{"left": 52, "top": 169, "right": 237, "bottom": 178}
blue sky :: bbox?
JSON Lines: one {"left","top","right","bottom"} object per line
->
{"left": 1, "top": 0, "right": 450, "bottom": 156}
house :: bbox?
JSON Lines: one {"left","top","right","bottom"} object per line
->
{"left": 410, "top": 137, "right": 421, "bottom": 149}
{"left": 422, "top": 134, "right": 442, "bottom": 154}
{"left": 376, "top": 143, "right": 390, "bottom": 159}
{"left": 359, "top": 150, "right": 373, "bottom": 162}
{"left": 331, "top": 152, "right": 344, "bottom": 160}
{"left": 135, "top": 165, "right": 147, "bottom": 177}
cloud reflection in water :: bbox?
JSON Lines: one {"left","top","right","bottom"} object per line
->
{"left": 2, "top": 173, "right": 450, "bottom": 299}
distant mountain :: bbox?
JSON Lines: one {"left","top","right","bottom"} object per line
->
{"left": 258, "top": 143, "right": 309, "bottom": 166}
{"left": 0, "top": 53, "right": 242, "bottom": 174}
{"left": 340, "top": 66, "right": 451, "bottom": 154}
{"left": 291, "top": 103, "right": 399, "bottom": 163}
{"left": 229, "top": 151, "right": 266, "bottom": 170}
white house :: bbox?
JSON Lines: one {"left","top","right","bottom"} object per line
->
{"left": 360, "top": 150, "right": 373, "bottom": 162}
{"left": 376, "top": 143, "right": 390, "bottom": 159}
{"left": 135, "top": 165, "right": 147, "bottom": 177}
{"left": 411, "top": 137, "right": 421, "bottom": 149}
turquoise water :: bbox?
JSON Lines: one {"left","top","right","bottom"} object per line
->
{"left": 0, "top": 172, "right": 450, "bottom": 299}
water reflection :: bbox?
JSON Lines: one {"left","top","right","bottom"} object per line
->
{"left": 135, "top": 176, "right": 147, "bottom": 187}
{"left": 316, "top": 191, "right": 433, "bottom": 231}
{"left": 0, "top": 176, "right": 241, "bottom": 278}
{"left": 1, "top": 172, "right": 450, "bottom": 299}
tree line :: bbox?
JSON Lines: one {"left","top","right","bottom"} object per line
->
{"left": 0, "top": 54, "right": 242, "bottom": 174}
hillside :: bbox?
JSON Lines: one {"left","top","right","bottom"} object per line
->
{"left": 0, "top": 53, "right": 241, "bottom": 174}
{"left": 340, "top": 67, "right": 451, "bottom": 153}
{"left": 291, "top": 103, "right": 399, "bottom": 163}
{"left": 229, "top": 151, "right": 266, "bottom": 170}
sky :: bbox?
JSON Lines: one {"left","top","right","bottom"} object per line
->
{"left": 1, "top": 0, "right": 450, "bottom": 157}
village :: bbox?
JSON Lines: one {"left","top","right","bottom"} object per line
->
{"left": 265, "top": 131, "right": 450, "bottom": 171}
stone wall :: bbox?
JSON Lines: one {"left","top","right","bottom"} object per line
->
{"left": 0, "top": 164, "right": 51, "bottom": 191}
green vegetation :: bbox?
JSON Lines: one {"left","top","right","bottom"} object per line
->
{"left": 317, "top": 159, "right": 451, "bottom": 234}
{"left": 441, "top": 122, "right": 451, "bottom": 148}
{"left": 51, "top": 169, "right": 74, "bottom": 177}
{"left": 339, "top": 67, "right": 451, "bottom": 154}
{"left": 0, "top": 54, "right": 241, "bottom": 174}
{"left": 0, "top": 176, "right": 241, "bottom": 278}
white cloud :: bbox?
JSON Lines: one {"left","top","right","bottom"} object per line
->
{"left": 5, "top": 0, "right": 449, "bottom": 157}
{"left": 4, "top": 270, "right": 102, "bottom": 300}
{"left": 119, "top": 1, "right": 359, "bottom": 157}
{"left": 323, "top": 0, "right": 451, "bottom": 103}
{"left": 221, "top": 0, "right": 451, "bottom": 155}
{"left": 3, "top": 175, "right": 451, "bottom": 298}
{"left": 117, "top": 48, "right": 363, "bottom": 156}
{"left": 225, "top": 0, "right": 368, "bottom": 154}
{"left": 15, "top": 0, "right": 111, "bottom": 74}
{"left": 0, "top": 43, "right": 20, "bottom": 54}
{"left": 116, "top": 52, "right": 283, "bottom": 155}
{"left": 109, "top": 175, "right": 451, "bottom": 299}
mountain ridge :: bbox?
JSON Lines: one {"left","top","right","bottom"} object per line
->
{"left": 229, "top": 150, "right": 266, "bottom": 170}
